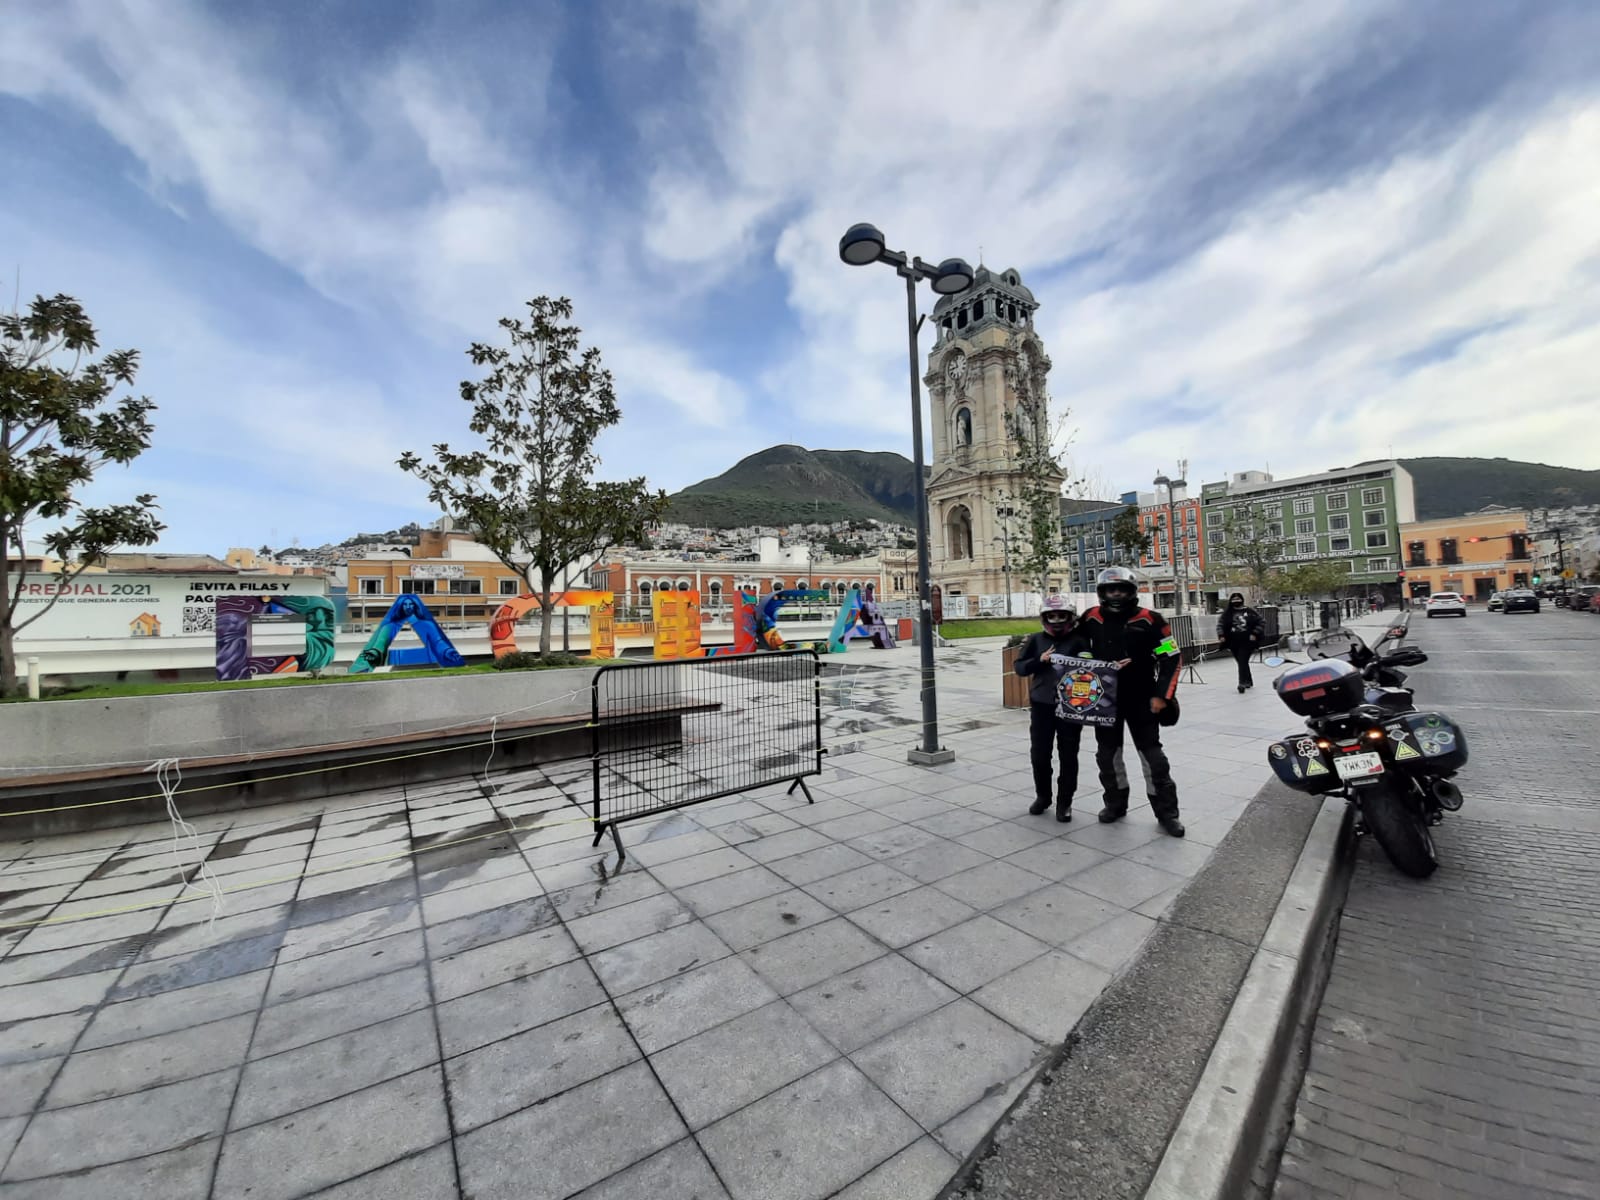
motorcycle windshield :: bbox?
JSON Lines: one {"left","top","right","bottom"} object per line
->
{"left": 1306, "top": 627, "right": 1368, "bottom": 661}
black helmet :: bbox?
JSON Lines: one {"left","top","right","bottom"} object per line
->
{"left": 1095, "top": 566, "right": 1140, "bottom": 615}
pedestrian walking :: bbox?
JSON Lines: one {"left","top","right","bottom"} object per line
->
{"left": 1068, "top": 567, "right": 1185, "bottom": 837}
{"left": 1217, "top": 592, "right": 1264, "bottom": 693}
{"left": 1012, "top": 597, "right": 1082, "bottom": 822}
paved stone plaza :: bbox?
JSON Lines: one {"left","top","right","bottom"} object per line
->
{"left": 1, "top": 635, "right": 1307, "bottom": 1199}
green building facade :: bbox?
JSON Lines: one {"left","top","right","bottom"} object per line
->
{"left": 1200, "top": 461, "right": 1418, "bottom": 594}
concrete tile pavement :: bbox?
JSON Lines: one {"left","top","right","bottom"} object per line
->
{"left": 0, "top": 626, "right": 1379, "bottom": 1197}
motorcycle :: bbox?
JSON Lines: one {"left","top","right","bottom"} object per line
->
{"left": 1263, "top": 619, "right": 1467, "bottom": 878}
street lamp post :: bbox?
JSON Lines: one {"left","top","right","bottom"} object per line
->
{"left": 1153, "top": 472, "right": 1189, "bottom": 614}
{"left": 840, "top": 223, "right": 973, "bottom": 766}
{"left": 994, "top": 495, "right": 1016, "bottom": 615}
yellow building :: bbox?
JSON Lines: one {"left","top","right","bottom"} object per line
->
{"left": 1399, "top": 511, "right": 1534, "bottom": 602}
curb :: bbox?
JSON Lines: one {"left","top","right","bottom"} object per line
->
{"left": 1143, "top": 796, "right": 1354, "bottom": 1200}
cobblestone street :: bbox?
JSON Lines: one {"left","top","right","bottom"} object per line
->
{"left": 1273, "top": 606, "right": 1600, "bottom": 1199}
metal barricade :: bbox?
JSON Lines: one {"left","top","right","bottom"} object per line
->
{"left": 590, "top": 650, "right": 821, "bottom": 862}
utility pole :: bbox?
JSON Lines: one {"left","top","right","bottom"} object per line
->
{"left": 993, "top": 494, "right": 1015, "bottom": 615}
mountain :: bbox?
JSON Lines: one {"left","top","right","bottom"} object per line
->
{"left": 1395, "top": 457, "right": 1600, "bottom": 520}
{"left": 666, "top": 445, "right": 920, "bottom": 528}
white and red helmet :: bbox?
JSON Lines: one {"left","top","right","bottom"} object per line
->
{"left": 1041, "top": 595, "right": 1075, "bottom": 633}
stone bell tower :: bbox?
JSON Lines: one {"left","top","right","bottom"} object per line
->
{"left": 925, "top": 267, "right": 1064, "bottom": 606}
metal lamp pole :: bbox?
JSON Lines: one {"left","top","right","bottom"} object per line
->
{"left": 841, "top": 224, "right": 974, "bottom": 766}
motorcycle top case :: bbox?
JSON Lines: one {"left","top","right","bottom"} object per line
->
{"left": 1267, "top": 734, "right": 1342, "bottom": 794}
{"left": 1386, "top": 711, "right": 1469, "bottom": 772}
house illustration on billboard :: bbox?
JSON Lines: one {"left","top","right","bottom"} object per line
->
{"left": 129, "top": 612, "right": 162, "bottom": 637}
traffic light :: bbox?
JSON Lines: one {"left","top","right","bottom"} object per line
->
{"left": 1533, "top": 573, "right": 1542, "bottom": 585}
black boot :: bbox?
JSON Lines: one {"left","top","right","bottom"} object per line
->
{"left": 1028, "top": 798, "right": 1051, "bottom": 816}
{"left": 1097, "top": 805, "right": 1127, "bottom": 824}
{"left": 1158, "top": 815, "right": 1186, "bottom": 837}
{"left": 1237, "top": 685, "right": 1246, "bottom": 694}
{"left": 1055, "top": 799, "right": 1073, "bottom": 823}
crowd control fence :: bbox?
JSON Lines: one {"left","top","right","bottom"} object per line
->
{"left": 590, "top": 650, "right": 822, "bottom": 862}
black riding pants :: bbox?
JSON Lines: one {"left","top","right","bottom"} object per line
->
{"left": 1029, "top": 702, "right": 1082, "bottom": 807}
{"left": 1094, "top": 710, "right": 1180, "bottom": 819}
{"left": 1228, "top": 639, "right": 1254, "bottom": 687}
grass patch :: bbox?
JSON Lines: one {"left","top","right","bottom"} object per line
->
{"left": 7, "top": 657, "right": 596, "bottom": 703}
{"left": 939, "top": 618, "right": 1041, "bottom": 640}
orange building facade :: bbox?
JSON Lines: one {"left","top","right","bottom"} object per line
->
{"left": 1398, "top": 511, "right": 1534, "bottom": 602}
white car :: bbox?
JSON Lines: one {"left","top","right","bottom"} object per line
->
{"left": 1425, "top": 592, "right": 1467, "bottom": 618}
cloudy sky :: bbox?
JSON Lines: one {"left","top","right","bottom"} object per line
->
{"left": 4, "top": 0, "right": 1598, "bottom": 553}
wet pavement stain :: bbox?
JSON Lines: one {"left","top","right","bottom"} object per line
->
{"left": 408, "top": 819, "right": 507, "bottom": 853}
{"left": 110, "top": 930, "right": 285, "bottom": 1000}
{"left": 207, "top": 815, "right": 323, "bottom": 861}
{"left": 428, "top": 895, "right": 558, "bottom": 958}
{"left": 288, "top": 876, "right": 419, "bottom": 929}
{"left": 414, "top": 835, "right": 519, "bottom": 884}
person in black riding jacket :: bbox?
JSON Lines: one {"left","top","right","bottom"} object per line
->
{"left": 1066, "top": 567, "right": 1185, "bottom": 837}
{"left": 1012, "top": 596, "right": 1083, "bottom": 822}
{"left": 1217, "top": 592, "right": 1265, "bottom": 693}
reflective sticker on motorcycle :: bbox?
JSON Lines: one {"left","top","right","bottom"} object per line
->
{"left": 1155, "top": 636, "right": 1180, "bottom": 657}
{"left": 1425, "top": 714, "right": 1441, "bottom": 727}
{"left": 1270, "top": 744, "right": 1288, "bottom": 760}
{"left": 1291, "top": 761, "right": 1303, "bottom": 778}
{"left": 1394, "top": 742, "right": 1421, "bottom": 761}
{"left": 1305, "top": 759, "right": 1329, "bottom": 776}
{"left": 1296, "top": 738, "right": 1318, "bottom": 759}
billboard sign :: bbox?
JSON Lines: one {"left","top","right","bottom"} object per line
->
{"left": 12, "top": 574, "right": 329, "bottom": 641}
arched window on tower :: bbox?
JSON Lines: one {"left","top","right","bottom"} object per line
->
{"left": 972, "top": 298, "right": 985, "bottom": 320}
{"left": 957, "top": 308, "right": 969, "bottom": 329}
{"left": 955, "top": 407, "right": 973, "bottom": 447}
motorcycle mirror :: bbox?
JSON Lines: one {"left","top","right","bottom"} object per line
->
{"left": 1264, "top": 656, "right": 1286, "bottom": 667}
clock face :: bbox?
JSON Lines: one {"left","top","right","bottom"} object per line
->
{"left": 945, "top": 355, "right": 966, "bottom": 387}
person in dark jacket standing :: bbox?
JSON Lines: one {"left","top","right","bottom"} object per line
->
{"left": 1068, "top": 567, "right": 1185, "bottom": 837}
{"left": 1012, "top": 597, "right": 1081, "bottom": 822}
{"left": 1217, "top": 592, "right": 1264, "bottom": 693}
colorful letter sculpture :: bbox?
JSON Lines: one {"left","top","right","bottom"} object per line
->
{"left": 731, "top": 589, "right": 832, "bottom": 653}
{"left": 215, "top": 595, "right": 337, "bottom": 681}
{"left": 489, "top": 591, "right": 617, "bottom": 659}
{"left": 651, "top": 590, "right": 704, "bottom": 659}
{"left": 827, "top": 584, "right": 897, "bottom": 652}
{"left": 348, "top": 595, "right": 466, "bottom": 674}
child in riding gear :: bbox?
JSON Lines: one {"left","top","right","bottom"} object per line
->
{"left": 1217, "top": 592, "right": 1264, "bottom": 693}
{"left": 1012, "top": 597, "right": 1082, "bottom": 822}
{"left": 1067, "top": 567, "right": 1186, "bottom": 837}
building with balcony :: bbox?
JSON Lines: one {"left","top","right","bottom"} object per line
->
{"left": 1399, "top": 510, "right": 1534, "bottom": 601}
{"left": 1201, "top": 461, "right": 1417, "bottom": 601}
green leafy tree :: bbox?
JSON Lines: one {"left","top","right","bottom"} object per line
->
{"left": 1215, "top": 503, "right": 1287, "bottom": 601}
{"left": 1004, "top": 334, "right": 1068, "bottom": 596}
{"left": 399, "top": 296, "right": 667, "bottom": 655}
{"left": 1275, "top": 560, "right": 1351, "bottom": 599}
{"left": 1109, "top": 505, "right": 1152, "bottom": 560}
{"left": 1, "top": 295, "right": 163, "bottom": 695}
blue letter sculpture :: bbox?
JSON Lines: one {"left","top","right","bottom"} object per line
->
{"left": 348, "top": 594, "right": 467, "bottom": 673}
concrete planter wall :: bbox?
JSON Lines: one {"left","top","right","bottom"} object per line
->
{"left": 0, "top": 667, "right": 601, "bottom": 773}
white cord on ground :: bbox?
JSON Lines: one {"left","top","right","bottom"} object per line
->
{"left": 148, "top": 757, "right": 225, "bottom": 927}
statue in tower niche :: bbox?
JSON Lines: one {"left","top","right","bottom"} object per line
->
{"left": 924, "top": 267, "right": 1067, "bottom": 609}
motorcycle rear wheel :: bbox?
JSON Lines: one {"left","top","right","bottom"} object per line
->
{"left": 1360, "top": 779, "right": 1438, "bottom": 878}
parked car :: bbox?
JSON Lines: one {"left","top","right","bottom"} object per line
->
{"left": 1487, "top": 592, "right": 1505, "bottom": 612}
{"left": 1572, "top": 586, "right": 1599, "bottom": 613}
{"left": 1425, "top": 592, "right": 1467, "bottom": 618}
{"left": 1502, "top": 589, "right": 1540, "bottom": 614}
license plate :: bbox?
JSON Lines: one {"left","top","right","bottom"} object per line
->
{"left": 1335, "top": 751, "right": 1385, "bottom": 780}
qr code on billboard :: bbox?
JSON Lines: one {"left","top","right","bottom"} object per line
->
{"left": 182, "top": 605, "right": 215, "bottom": 634}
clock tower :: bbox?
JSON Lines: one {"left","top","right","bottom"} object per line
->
{"left": 924, "top": 267, "right": 1064, "bottom": 607}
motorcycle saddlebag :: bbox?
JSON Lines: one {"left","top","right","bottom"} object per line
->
{"left": 1268, "top": 734, "right": 1341, "bottom": 794}
{"left": 1388, "top": 711, "right": 1469, "bottom": 773}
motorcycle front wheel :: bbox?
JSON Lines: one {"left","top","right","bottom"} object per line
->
{"left": 1359, "top": 778, "right": 1438, "bottom": 878}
